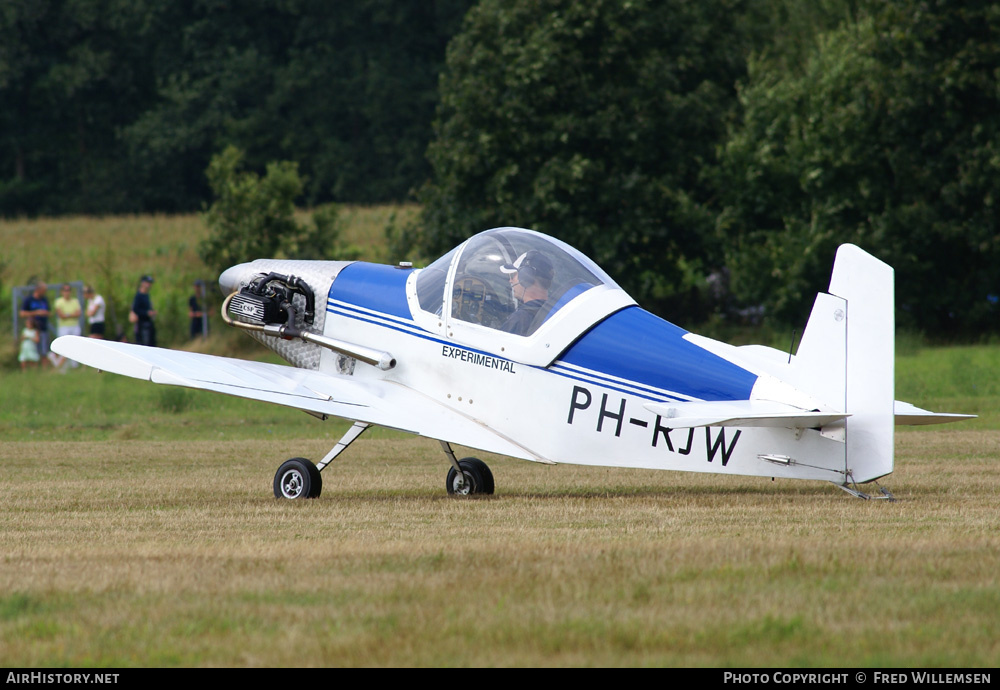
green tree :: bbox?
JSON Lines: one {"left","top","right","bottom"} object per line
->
{"left": 2, "top": 0, "right": 474, "bottom": 215}
{"left": 741, "top": 0, "right": 863, "bottom": 73}
{"left": 123, "top": 0, "right": 474, "bottom": 211}
{"left": 717, "top": 1, "right": 1000, "bottom": 335}
{"left": 413, "top": 0, "right": 752, "bottom": 321}
{"left": 200, "top": 146, "right": 342, "bottom": 276}
{"left": 252, "top": 0, "right": 475, "bottom": 205}
{"left": 0, "top": 0, "right": 158, "bottom": 214}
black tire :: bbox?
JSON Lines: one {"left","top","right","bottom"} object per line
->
{"left": 445, "top": 457, "right": 495, "bottom": 496}
{"left": 273, "top": 457, "right": 322, "bottom": 499}
{"left": 305, "top": 458, "right": 322, "bottom": 498}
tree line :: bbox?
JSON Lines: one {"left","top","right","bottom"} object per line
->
{"left": 1, "top": 0, "right": 474, "bottom": 215}
{"left": 414, "top": 0, "right": 999, "bottom": 336}
{"left": 4, "top": 0, "right": 996, "bottom": 336}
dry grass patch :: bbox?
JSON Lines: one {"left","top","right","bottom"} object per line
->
{"left": 1, "top": 432, "right": 998, "bottom": 666}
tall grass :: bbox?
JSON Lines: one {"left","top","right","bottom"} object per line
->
{"left": 896, "top": 345, "right": 1000, "bottom": 429}
{"left": 1, "top": 206, "right": 418, "bottom": 360}
{"left": 3, "top": 215, "right": 211, "bottom": 350}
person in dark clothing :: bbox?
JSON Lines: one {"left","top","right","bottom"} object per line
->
{"left": 189, "top": 279, "right": 206, "bottom": 339}
{"left": 499, "top": 250, "right": 554, "bottom": 336}
{"left": 131, "top": 275, "right": 157, "bottom": 347}
{"left": 19, "top": 281, "right": 52, "bottom": 366}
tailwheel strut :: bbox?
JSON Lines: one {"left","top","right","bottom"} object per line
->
{"left": 837, "top": 473, "right": 896, "bottom": 502}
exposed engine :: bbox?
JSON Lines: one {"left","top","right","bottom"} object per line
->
{"left": 227, "top": 272, "right": 316, "bottom": 334}
{"left": 221, "top": 266, "right": 395, "bottom": 372}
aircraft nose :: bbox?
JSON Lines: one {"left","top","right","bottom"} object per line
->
{"left": 218, "top": 263, "right": 254, "bottom": 295}
{"left": 218, "top": 258, "right": 352, "bottom": 302}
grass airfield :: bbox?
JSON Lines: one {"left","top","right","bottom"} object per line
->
{"left": 1, "top": 213, "right": 997, "bottom": 666}
{"left": 1, "top": 369, "right": 998, "bottom": 667}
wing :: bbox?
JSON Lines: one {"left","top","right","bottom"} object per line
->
{"left": 51, "top": 335, "right": 542, "bottom": 462}
{"left": 642, "top": 399, "right": 849, "bottom": 429}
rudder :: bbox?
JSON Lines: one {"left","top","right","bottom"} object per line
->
{"left": 794, "top": 245, "right": 895, "bottom": 484}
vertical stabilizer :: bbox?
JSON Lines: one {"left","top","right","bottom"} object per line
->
{"left": 827, "top": 245, "right": 895, "bottom": 483}
{"left": 709, "top": 244, "right": 896, "bottom": 485}
{"left": 789, "top": 245, "right": 895, "bottom": 483}
{"left": 789, "top": 291, "right": 848, "bottom": 415}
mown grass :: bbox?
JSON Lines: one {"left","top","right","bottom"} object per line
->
{"left": 0, "top": 431, "right": 997, "bottom": 667}
{"left": 0, "top": 364, "right": 359, "bottom": 442}
{"left": 0, "top": 342, "right": 996, "bottom": 666}
{"left": 1, "top": 341, "right": 993, "bottom": 441}
{"left": 895, "top": 344, "right": 1000, "bottom": 429}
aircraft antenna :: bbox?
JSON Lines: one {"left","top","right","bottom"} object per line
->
{"left": 787, "top": 329, "right": 798, "bottom": 364}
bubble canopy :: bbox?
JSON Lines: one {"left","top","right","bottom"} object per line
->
{"left": 407, "top": 227, "right": 635, "bottom": 366}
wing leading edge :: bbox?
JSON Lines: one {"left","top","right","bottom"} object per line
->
{"left": 50, "top": 335, "right": 542, "bottom": 463}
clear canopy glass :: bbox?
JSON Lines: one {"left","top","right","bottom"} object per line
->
{"left": 415, "top": 227, "right": 620, "bottom": 337}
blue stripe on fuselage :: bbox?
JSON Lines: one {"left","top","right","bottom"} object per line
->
{"left": 326, "top": 266, "right": 756, "bottom": 402}
{"left": 328, "top": 262, "right": 414, "bottom": 321}
{"left": 557, "top": 306, "right": 757, "bottom": 402}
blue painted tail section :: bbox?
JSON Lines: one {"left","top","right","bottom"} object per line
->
{"left": 557, "top": 307, "right": 758, "bottom": 403}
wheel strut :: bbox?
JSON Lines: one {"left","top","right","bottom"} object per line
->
{"left": 318, "top": 422, "right": 371, "bottom": 471}
{"left": 440, "top": 442, "right": 495, "bottom": 496}
{"left": 273, "top": 422, "right": 371, "bottom": 499}
{"left": 440, "top": 441, "right": 465, "bottom": 489}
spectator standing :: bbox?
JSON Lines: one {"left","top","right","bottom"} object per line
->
{"left": 189, "top": 280, "right": 207, "bottom": 339}
{"left": 84, "top": 285, "right": 106, "bottom": 339}
{"left": 131, "top": 275, "right": 157, "bottom": 347}
{"left": 19, "top": 281, "right": 51, "bottom": 367}
{"left": 18, "top": 316, "right": 41, "bottom": 370}
{"left": 52, "top": 283, "right": 82, "bottom": 368}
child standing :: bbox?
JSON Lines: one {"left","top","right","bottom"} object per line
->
{"left": 19, "top": 316, "right": 40, "bottom": 370}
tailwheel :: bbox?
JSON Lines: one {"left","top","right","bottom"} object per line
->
{"left": 446, "top": 457, "right": 495, "bottom": 496}
{"left": 273, "top": 457, "right": 322, "bottom": 499}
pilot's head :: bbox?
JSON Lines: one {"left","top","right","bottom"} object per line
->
{"left": 500, "top": 250, "right": 553, "bottom": 292}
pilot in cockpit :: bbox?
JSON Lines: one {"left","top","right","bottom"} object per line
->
{"left": 499, "top": 250, "right": 554, "bottom": 336}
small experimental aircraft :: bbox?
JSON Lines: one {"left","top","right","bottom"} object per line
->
{"left": 53, "top": 227, "right": 972, "bottom": 500}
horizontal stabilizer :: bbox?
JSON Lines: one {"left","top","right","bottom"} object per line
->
{"left": 642, "top": 399, "right": 848, "bottom": 429}
{"left": 894, "top": 400, "right": 977, "bottom": 426}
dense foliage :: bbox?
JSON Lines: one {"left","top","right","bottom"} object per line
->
{"left": 415, "top": 0, "right": 751, "bottom": 322}
{"left": 717, "top": 1, "right": 1000, "bottom": 335}
{"left": 4, "top": 0, "right": 997, "bottom": 336}
{"left": 0, "top": 0, "right": 473, "bottom": 215}
{"left": 417, "top": 0, "right": 997, "bottom": 335}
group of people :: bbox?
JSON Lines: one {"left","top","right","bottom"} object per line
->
{"left": 17, "top": 277, "right": 208, "bottom": 370}
{"left": 18, "top": 281, "right": 101, "bottom": 370}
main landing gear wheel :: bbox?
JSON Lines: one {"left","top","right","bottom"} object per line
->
{"left": 273, "top": 457, "right": 322, "bottom": 499}
{"left": 446, "top": 457, "right": 495, "bottom": 496}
